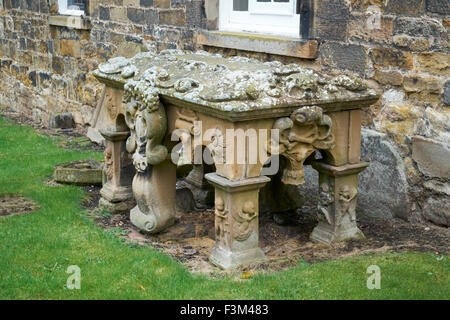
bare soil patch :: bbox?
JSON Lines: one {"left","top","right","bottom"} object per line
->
{"left": 81, "top": 186, "right": 449, "bottom": 277}
{"left": 0, "top": 194, "right": 39, "bottom": 217}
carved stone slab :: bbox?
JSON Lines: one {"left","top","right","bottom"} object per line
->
{"left": 93, "top": 50, "right": 379, "bottom": 122}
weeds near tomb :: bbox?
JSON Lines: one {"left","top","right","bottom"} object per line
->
{"left": 0, "top": 115, "right": 449, "bottom": 300}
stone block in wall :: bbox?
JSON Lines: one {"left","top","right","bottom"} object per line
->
{"left": 358, "top": 129, "right": 410, "bottom": 220}
{"left": 159, "top": 9, "right": 186, "bottom": 26}
{"left": 37, "top": 71, "right": 52, "bottom": 88}
{"left": 412, "top": 136, "right": 450, "bottom": 179}
{"left": 350, "top": 0, "right": 385, "bottom": 10}
{"left": 124, "top": 0, "right": 140, "bottom": 6}
{"left": 377, "top": 102, "right": 423, "bottom": 137}
{"left": 385, "top": 0, "right": 425, "bottom": 15}
{"left": 187, "top": 0, "right": 203, "bottom": 28}
{"left": 111, "top": 7, "right": 128, "bottom": 23}
{"left": 370, "top": 47, "right": 413, "bottom": 70}
{"left": 444, "top": 81, "right": 450, "bottom": 106}
{"left": 416, "top": 52, "right": 450, "bottom": 76}
{"left": 349, "top": 13, "right": 394, "bottom": 44}
{"left": 48, "top": 0, "right": 58, "bottom": 14}
{"left": 404, "top": 74, "right": 442, "bottom": 93}
{"left": 140, "top": 0, "right": 155, "bottom": 7}
{"left": 155, "top": 0, "right": 170, "bottom": 8}
{"left": 426, "top": 0, "right": 450, "bottom": 15}
{"left": 403, "top": 74, "right": 442, "bottom": 103}
{"left": 171, "top": 0, "right": 186, "bottom": 8}
{"left": 25, "top": 0, "right": 39, "bottom": 12}
{"left": 146, "top": 8, "right": 159, "bottom": 25}
{"left": 374, "top": 69, "right": 403, "bottom": 86}
{"left": 393, "top": 35, "right": 430, "bottom": 52}
{"left": 314, "top": 0, "right": 350, "bottom": 41}
{"left": 58, "top": 39, "right": 81, "bottom": 58}
{"left": 394, "top": 17, "right": 445, "bottom": 39}
{"left": 51, "top": 56, "right": 65, "bottom": 75}
{"left": 99, "top": 6, "right": 110, "bottom": 20}
{"left": 320, "top": 42, "right": 367, "bottom": 75}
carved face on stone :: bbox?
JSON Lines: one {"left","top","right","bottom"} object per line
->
{"left": 241, "top": 201, "right": 256, "bottom": 220}
{"left": 215, "top": 197, "right": 225, "bottom": 212}
{"left": 319, "top": 183, "right": 333, "bottom": 204}
{"left": 339, "top": 185, "right": 357, "bottom": 203}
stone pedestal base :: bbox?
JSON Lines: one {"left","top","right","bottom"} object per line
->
{"left": 210, "top": 239, "right": 267, "bottom": 270}
{"left": 310, "top": 220, "right": 365, "bottom": 244}
{"left": 100, "top": 184, "right": 133, "bottom": 204}
{"left": 99, "top": 130, "right": 135, "bottom": 214}
{"left": 205, "top": 173, "right": 270, "bottom": 269}
{"left": 310, "top": 161, "right": 369, "bottom": 244}
{"left": 98, "top": 197, "right": 135, "bottom": 214}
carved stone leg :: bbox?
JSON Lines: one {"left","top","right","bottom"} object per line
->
{"left": 205, "top": 173, "right": 270, "bottom": 269}
{"left": 310, "top": 161, "right": 369, "bottom": 244}
{"left": 181, "top": 164, "right": 214, "bottom": 209}
{"left": 99, "top": 130, "right": 135, "bottom": 213}
{"left": 130, "top": 159, "right": 176, "bottom": 233}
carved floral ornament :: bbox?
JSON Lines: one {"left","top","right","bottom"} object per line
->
{"left": 94, "top": 50, "right": 373, "bottom": 173}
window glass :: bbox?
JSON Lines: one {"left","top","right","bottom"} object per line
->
{"left": 67, "top": 0, "right": 86, "bottom": 11}
{"left": 233, "top": 0, "right": 248, "bottom": 11}
{"left": 221, "top": 0, "right": 299, "bottom": 37}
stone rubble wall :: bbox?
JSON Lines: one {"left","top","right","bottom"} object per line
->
{"left": 0, "top": 0, "right": 448, "bottom": 226}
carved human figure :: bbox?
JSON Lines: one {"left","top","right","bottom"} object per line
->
{"left": 317, "top": 182, "right": 333, "bottom": 225}
{"left": 214, "top": 197, "right": 229, "bottom": 247}
{"left": 104, "top": 144, "right": 114, "bottom": 181}
{"left": 338, "top": 185, "right": 358, "bottom": 225}
{"left": 233, "top": 201, "right": 257, "bottom": 242}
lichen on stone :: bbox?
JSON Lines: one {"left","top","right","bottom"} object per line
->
{"left": 94, "top": 50, "right": 377, "bottom": 115}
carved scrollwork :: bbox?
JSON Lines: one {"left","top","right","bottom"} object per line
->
{"left": 271, "top": 106, "right": 335, "bottom": 185}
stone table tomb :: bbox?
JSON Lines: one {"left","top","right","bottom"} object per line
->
{"left": 93, "top": 50, "right": 379, "bottom": 269}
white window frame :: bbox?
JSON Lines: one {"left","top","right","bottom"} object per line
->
{"left": 219, "top": 0, "right": 300, "bottom": 37}
{"left": 58, "top": 0, "right": 85, "bottom": 16}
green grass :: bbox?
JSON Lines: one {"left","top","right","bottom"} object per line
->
{"left": 0, "top": 115, "right": 448, "bottom": 300}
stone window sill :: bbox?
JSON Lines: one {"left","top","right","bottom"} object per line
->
{"left": 48, "top": 15, "right": 91, "bottom": 30}
{"left": 196, "top": 30, "right": 318, "bottom": 59}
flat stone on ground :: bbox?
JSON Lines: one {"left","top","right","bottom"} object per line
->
{"left": 54, "top": 159, "right": 103, "bottom": 186}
